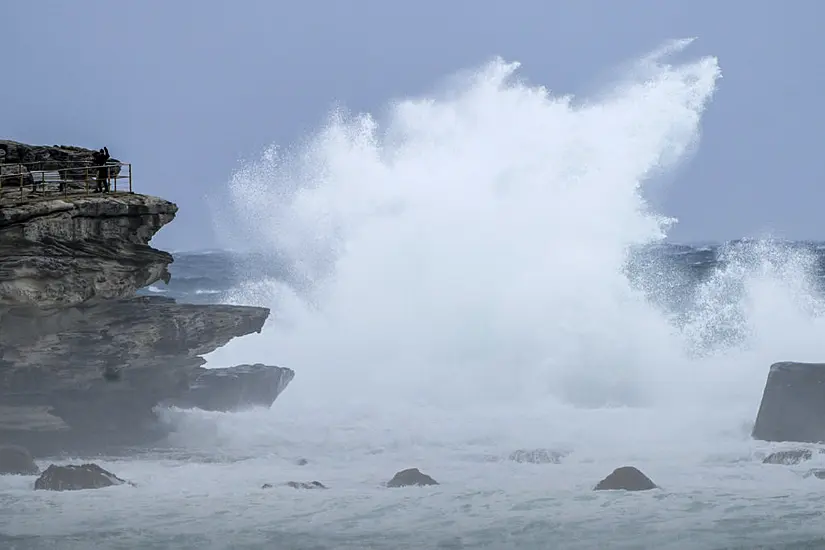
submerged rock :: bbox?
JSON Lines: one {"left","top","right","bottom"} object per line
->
{"left": 752, "top": 362, "right": 825, "bottom": 443}
{"left": 804, "top": 469, "right": 825, "bottom": 480}
{"left": 0, "top": 445, "right": 39, "bottom": 475}
{"left": 387, "top": 468, "right": 439, "bottom": 488}
{"left": 261, "top": 481, "right": 327, "bottom": 490}
{"left": 594, "top": 466, "right": 657, "bottom": 491}
{"left": 508, "top": 448, "right": 569, "bottom": 464}
{"left": 762, "top": 449, "right": 815, "bottom": 465}
{"left": 286, "top": 481, "right": 327, "bottom": 490}
{"left": 34, "top": 463, "right": 129, "bottom": 491}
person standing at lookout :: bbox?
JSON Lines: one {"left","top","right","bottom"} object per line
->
{"left": 92, "top": 147, "right": 111, "bottom": 192}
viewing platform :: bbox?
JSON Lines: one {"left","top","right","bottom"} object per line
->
{"left": 0, "top": 160, "right": 133, "bottom": 206}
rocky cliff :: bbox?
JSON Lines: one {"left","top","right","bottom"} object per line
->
{"left": 0, "top": 194, "right": 176, "bottom": 307}
{"left": 0, "top": 142, "right": 293, "bottom": 456}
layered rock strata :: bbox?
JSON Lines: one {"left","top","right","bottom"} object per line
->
{"left": 0, "top": 143, "right": 293, "bottom": 456}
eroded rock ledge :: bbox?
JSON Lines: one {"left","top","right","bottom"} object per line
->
{"left": 0, "top": 194, "right": 177, "bottom": 308}
{"left": 0, "top": 142, "right": 294, "bottom": 456}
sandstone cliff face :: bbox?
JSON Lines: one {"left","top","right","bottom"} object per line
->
{"left": 0, "top": 143, "right": 292, "bottom": 456}
{"left": 0, "top": 194, "right": 177, "bottom": 308}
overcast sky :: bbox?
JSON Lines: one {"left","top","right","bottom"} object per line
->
{"left": 3, "top": 0, "right": 823, "bottom": 250}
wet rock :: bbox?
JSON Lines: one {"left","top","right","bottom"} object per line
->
{"left": 165, "top": 363, "right": 295, "bottom": 412}
{"left": 0, "top": 445, "right": 39, "bottom": 475}
{"left": 262, "top": 481, "right": 327, "bottom": 490}
{"left": 286, "top": 481, "right": 327, "bottom": 490}
{"left": 752, "top": 362, "right": 825, "bottom": 443}
{"left": 594, "top": 466, "right": 657, "bottom": 491}
{"left": 508, "top": 448, "right": 569, "bottom": 464}
{"left": 763, "top": 449, "right": 814, "bottom": 465}
{"left": 387, "top": 468, "right": 439, "bottom": 488}
{"left": 34, "top": 463, "right": 129, "bottom": 491}
{"left": 805, "top": 469, "right": 825, "bottom": 480}
{"left": 295, "top": 458, "right": 309, "bottom": 466}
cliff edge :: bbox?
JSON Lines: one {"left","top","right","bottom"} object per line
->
{"left": 0, "top": 141, "right": 293, "bottom": 456}
{"left": 0, "top": 194, "right": 177, "bottom": 307}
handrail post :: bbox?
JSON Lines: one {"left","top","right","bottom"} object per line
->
{"left": 129, "top": 163, "right": 132, "bottom": 193}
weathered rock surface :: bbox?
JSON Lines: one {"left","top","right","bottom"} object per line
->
{"left": 34, "top": 463, "right": 129, "bottom": 491}
{"left": 752, "top": 362, "right": 825, "bottom": 443}
{"left": 0, "top": 141, "right": 293, "bottom": 456}
{"left": 0, "top": 194, "right": 177, "bottom": 307}
{"left": 508, "top": 448, "right": 569, "bottom": 464}
{"left": 0, "top": 445, "right": 39, "bottom": 475}
{"left": 763, "top": 449, "right": 815, "bottom": 465}
{"left": 0, "top": 296, "right": 273, "bottom": 455}
{"left": 387, "top": 468, "right": 439, "bottom": 488}
{"left": 165, "top": 363, "right": 295, "bottom": 412}
{"left": 594, "top": 466, "right": 657, "bottom": 491}
{"left": 0, "top": 163, "right": 34, "bottom": 189}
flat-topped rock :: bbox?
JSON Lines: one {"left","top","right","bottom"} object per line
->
{"left": 752, "top": 362, "right": 825, "bottom": 443}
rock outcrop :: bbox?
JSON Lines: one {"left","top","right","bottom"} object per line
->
{"left": 165, "top": 363, "right": 295, "bottom": 412}
{"left": 752, "top": 362, "right": 825, "bottom": 443}
{"left": 34, "top": 463, "right": 129, "bottom": 491}
{"left": 0, "top": 194, "right": 176, "bottom": 307}
{"left": 593, "top": 466, "right": 657, "bottom": 491}
{"left": 762, "top": 449, "right": 815, "bottom": 465}
{"left": 0, "top": 141, "right": 294, "bottom": 456}
{"left": 386, "top": 468, "right": 439, "bottom": 488}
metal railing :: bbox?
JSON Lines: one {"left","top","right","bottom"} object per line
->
{"left": 0, "top": 161, "right": 133, "bottom": 200}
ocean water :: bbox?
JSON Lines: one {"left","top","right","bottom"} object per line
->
{"left": 5, "top": 39, "right": 825, "bottom": 549}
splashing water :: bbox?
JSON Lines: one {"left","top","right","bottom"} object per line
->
{"left": 201, "top": 39, "right": 825, "bottom": 457}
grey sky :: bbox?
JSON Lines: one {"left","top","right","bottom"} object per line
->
{"left": 4, "top": 0, "right": 823, "bottom": 250}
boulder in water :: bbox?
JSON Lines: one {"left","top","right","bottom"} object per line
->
{"left": 508, "top": 448, "right": 569, "bottom": 464}
{"left": 762, "top": 449, "right": 814, "bottom": 465}
{"left": 804, "top": 469, "right": 825, "bottom": 480}
{"left": 0, "top": 445, "right": 39, "bottom": 475}
{"left": 594, "top": 466, "right": 657, "bottom": 491}
{"left": 387, "top": 468, "right": 439, "bottom": 488}
{"left": 752, "top": 362, "right": 825, "bottom": 443}
{"left": 34, "top": 463, "right": 129, "bottom": 491}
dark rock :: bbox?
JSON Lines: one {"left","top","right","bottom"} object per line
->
{"left": 0, "top": 141, "right": 289, "bottom": 457}
{"left": 594, "top": 466, "right": 657, "bottom": 491}
{"left": 295, "top": 458, "right": 309, "bottom": 466}
{"left": 508, "top": 448, "right": 569, "bottom": 464}
{"left": 165, "top": 363, "right": 295, "bottom": 412}
{"left": 286, "top": 481, "right": 327, "bottom": 490}
{"left": 262, "top": 481, "right": 327, "bottom": 490}
{"left": 805, "top": 469, "right": 825, "bottom": 480}
{"left": 762, "top": 449, "right": 814, "bottom": 465}
{"left": 752, "top": 362, "right": 825, "bottom": 443}
{"left": 386, "top": 468, "right": 439, "bottom": 488}
{"left": 0, "top": 445, "right": 39, "bottom": 475}
{"left": 33, "top": 463, "right": 129, "bottom": 491}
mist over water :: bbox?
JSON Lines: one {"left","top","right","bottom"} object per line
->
{"left": 206, "top": 38, "right": 825, "bottom": 440}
